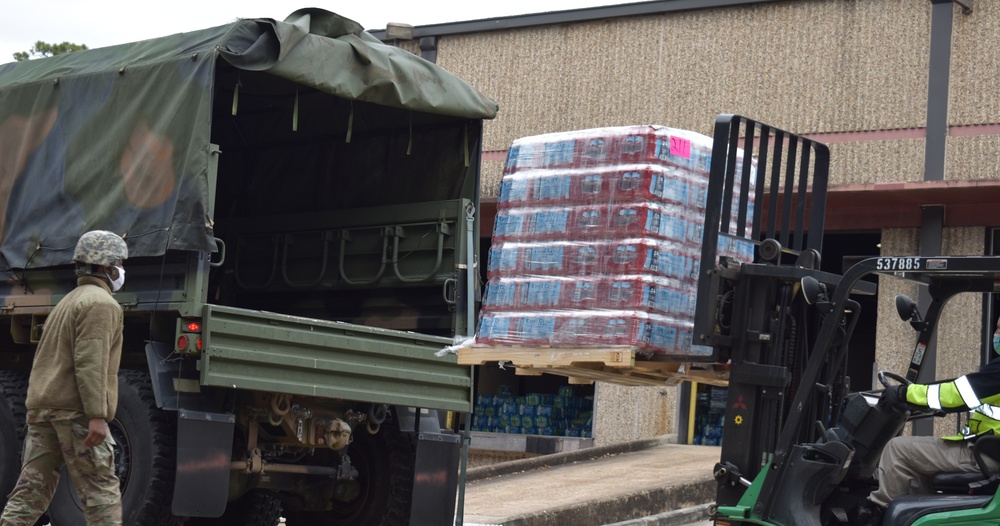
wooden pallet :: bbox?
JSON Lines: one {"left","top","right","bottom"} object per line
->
{"left": 457, "top": 346, "right": 729, "bottom": 387}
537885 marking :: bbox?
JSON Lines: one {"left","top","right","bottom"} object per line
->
{"left": 876, "top": 257, "right": 922, "bottom": 271}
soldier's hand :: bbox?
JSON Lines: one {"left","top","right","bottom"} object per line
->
{"left": 84, "top": 417, "right": 108, "bottom": 447}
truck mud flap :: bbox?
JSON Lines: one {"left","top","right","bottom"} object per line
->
{"left": 395, "top": 407, "right": 445, "bottom": 433}
{"left": 146, "top": 342, "right": 218, "bottom": 412}
{"left": 172, "top": 410, "right": 236, "bottom": 518}
{"left": 410, "top": 432, "right": 462, "bottom": 525}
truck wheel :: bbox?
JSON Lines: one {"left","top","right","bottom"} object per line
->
{"left": 187, "top": 490, "right": 282, "bottom": 526}
{"left": 0, "top": 372, "right": 29, "bottom": 506}
{"left": 48, "top": 370, "right": 184, "bottom": 526}
{"left": 284, "top": 417, "right": 416, "bottom": 526}
{"left": 0, "top": 371, "right": 47, "bottom": 526}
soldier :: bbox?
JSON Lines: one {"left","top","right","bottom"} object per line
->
{"left": 0, "top": 230, "right": 127, "bottom": 526}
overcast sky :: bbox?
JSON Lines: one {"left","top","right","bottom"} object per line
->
{"left": 1, "top": 0, "right": 638, "bottom": 64}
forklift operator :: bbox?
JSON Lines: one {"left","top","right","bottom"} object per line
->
{"left": 852, "top": 315, "right": 1000, "bottom": 525}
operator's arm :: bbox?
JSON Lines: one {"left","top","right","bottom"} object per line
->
{"left": 72, "top": 302, "right": 118, "bottom": 421}
{"left": 905, "top": 359, "right": 1000, "bottom": 413}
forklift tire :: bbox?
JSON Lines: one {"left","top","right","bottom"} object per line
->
{"left": 48, "top": 370, "right": 184, "bottom": 526}
{"left": 284, "top": 417, "right": 416, "bottom": 526}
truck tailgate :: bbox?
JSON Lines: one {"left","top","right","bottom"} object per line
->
{"left": 200, "top": 305, "right": 473, "bottom": 412}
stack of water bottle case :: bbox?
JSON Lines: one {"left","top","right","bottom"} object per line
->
{"left": 476, "top": 125, "right": 756, "bottom": 358}
{"left": 471, "top": 385, "right": 594, "bottom": 436}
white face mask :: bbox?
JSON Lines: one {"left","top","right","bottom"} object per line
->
{"left": 106, "top": 265, "right": 125, "bottom": 292}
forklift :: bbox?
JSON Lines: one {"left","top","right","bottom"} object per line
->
{"left": 695, "top": 115, "right": 1000, "bottom": 525}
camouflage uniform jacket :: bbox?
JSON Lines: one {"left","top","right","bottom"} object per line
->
{"left": 26, "top": 276, "right": 123, "bottom": 421}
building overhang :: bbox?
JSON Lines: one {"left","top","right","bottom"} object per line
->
{"left": 825, "top": 179, "right": 1000, "bottom": 231}
{"left": 370, "top": 0, "right": 790, "bottom": 39}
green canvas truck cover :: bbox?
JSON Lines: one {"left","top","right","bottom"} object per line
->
{"left": 0, "top": 8, "right": 498, "bottom": 269}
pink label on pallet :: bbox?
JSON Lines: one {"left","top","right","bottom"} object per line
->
{"left": 669, "top": 136, "right": 691, "bottom": 159}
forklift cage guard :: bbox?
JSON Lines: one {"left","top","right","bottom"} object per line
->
{"left": 752, "top": 255, "right": 1000, "bottom": 523}
{"left": 694, "top": 114, "right": 830, "bottom": 359}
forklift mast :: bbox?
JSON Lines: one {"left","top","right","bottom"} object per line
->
{"left": 693, "top": 114, "right": 874, "bottom": 505}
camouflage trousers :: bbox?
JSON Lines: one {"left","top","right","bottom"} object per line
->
{"left": 0, "top": 417, "right": 122, "bottom": 526}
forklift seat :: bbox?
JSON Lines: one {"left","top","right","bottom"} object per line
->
{"left": 930, "top": 435, "right": 1000, "bottom": 495}
{"left": 883, "top": 494, "right": 993, "bottom": 526}
{"left": 882, "top": 436, "right": 1000, "bottom": 525}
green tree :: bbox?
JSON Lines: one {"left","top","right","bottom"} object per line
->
{"left": 13, "top": 41, "right": 88, "bottom": 61}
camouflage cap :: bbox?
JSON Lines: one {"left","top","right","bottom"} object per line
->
{"left": 73, "top": 230, "right": 128, "bottom": 267}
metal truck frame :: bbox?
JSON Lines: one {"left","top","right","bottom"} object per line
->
{"left": 0, "top": 9, "right": 497, "bottom": 526}
{"left": 695, "top": 115, "right": 1000, "bottom": 525}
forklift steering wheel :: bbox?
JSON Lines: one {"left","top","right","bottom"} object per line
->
{"left": 877, "top": 370, "right": 944, "bottom": 419}
{"left": 877, "top": 370, "right": 911, "bottom": 389}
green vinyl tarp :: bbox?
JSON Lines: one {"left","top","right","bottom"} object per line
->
{"left": 0, "top": 8, "right": 498, "bottom": 268}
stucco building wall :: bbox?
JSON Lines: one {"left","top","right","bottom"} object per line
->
{"left": 404, "top": 0, "right": 1000, "bottom": 445}
{"left": 438, "top": 1, "right": 933, "bottom": 144}
{"left": 453, "top": 2, "right": 1000, "bottom": 203}
{"left": 592, "top": 384, "right": 678, "bottom": 447}
{"left": 876, "top": 227, "right": 986, "bottom": 438}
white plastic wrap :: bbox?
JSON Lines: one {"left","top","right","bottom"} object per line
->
{"left": 477, "top": 125, "right": 755, "bottom": 356}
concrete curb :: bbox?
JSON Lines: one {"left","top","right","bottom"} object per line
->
{"left": 603, "top": 503, "right": 715, "bottom": 526}
{"left": 466, "top": 434, "right": 677, "bottom": 483}
{"left": 493, "top": 479, "right": 715, "bottom": 526}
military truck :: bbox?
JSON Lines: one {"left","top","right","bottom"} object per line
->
{"left": 0, "top": 8, "right": 496, "bottom": 525}
{"left": 693, "top": 115, "right": 1000, "bottom": 525}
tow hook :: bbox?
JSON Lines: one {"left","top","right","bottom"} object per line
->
{"left": 367, "top": 404, "right": 388, "bottom": 434}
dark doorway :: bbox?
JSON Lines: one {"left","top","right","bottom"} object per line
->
{"left": 821, "top": 231, "right": 881, "bottom": 391}
{"left": 984, "top": 228, "right": 1000, "bottom": 365}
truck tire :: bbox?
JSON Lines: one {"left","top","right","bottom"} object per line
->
{"left": 284, "top": 417, "right": 416, "bottom": 526}
{"left": 48, "top": 370, "right": 184, "bottom": 526}
{"left": 187, "top": 490, "right": 282, "bottom": 526}
{"left": 0, "top": 371, "right": 46, "bottom": 526}
{"left": 0, "top": 372, "right": 29, "bottom": 506}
